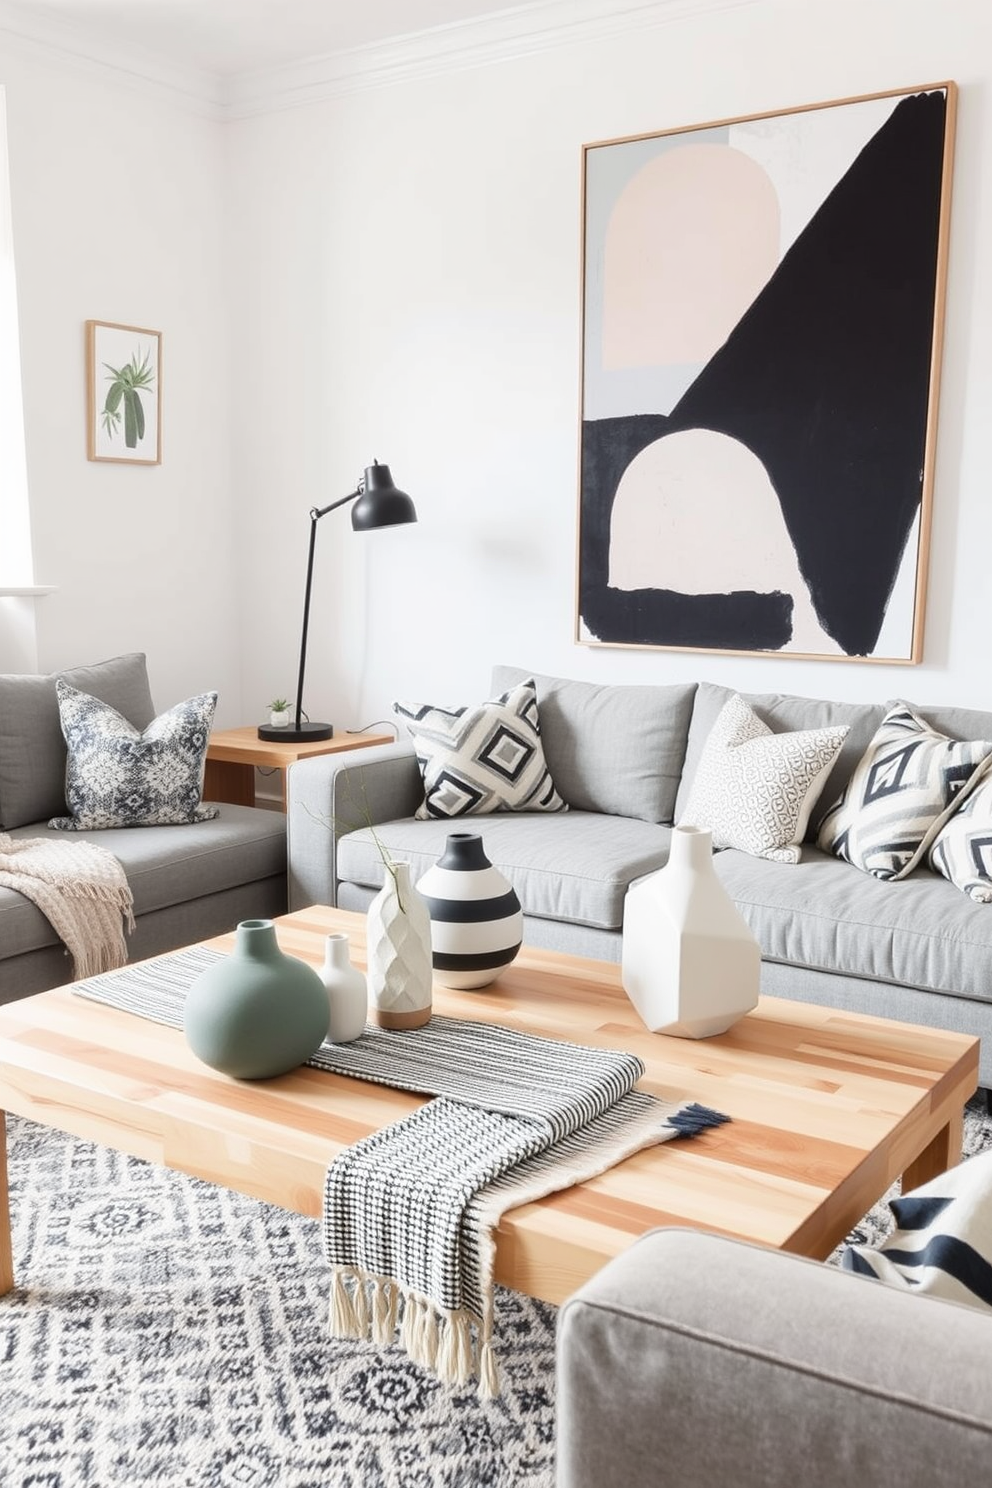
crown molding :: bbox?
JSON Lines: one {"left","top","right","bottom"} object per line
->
{"left": 0, "top": 0, "right": 223, "bottom": 117}
{"left": 0, "top": 0, "right": 758, "bottom": 120}
{"left": 225, "top": 0, "right": 759, "bottom": 117}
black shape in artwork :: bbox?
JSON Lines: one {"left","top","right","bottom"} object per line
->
{"left": 579, "top": 90, "right": 949, "bottom": 656}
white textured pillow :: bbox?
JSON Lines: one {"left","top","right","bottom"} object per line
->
{"left": 394, "top": 678, "right": 567, "bottom": 821}
{"left": 817, "top": 702, "right": 992, "bottom": 881}
{"left": 928, "top": 771, "right": 992, "bottom": 902}
{"left": 679, "top": 693, "right": 848, "bottom": 864}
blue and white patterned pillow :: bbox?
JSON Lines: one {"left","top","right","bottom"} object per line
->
{"left": 50, "top": 681, "right": 220, "bottom": 831}
{"left": 817, "top": 702, "right": 992, "bottom": 880}
{"left": 394, "top": 678, "right": 567, "bottom": 821}
{"left": 842, "top": 1148, "right": 992, "bottom": 1313}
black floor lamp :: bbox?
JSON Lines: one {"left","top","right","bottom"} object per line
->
{"left": 258, "top": 461, "right": 417, "bottom": 743}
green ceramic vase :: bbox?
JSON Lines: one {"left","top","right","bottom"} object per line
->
{"left": 183, "top": 919, "right": 330, "bottom": 1079}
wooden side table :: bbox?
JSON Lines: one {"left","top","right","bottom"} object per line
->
{"left": 203, "top": 727, "right": 393, "bottom": 810}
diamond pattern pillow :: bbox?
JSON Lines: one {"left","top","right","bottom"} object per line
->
{"left": 817, "top": 702, "right": 992, "bottom": 881}
{"left": 50, "top": 682, "right": 220, "bottom": 831}
{"left": 678, "top": 693, "right": 849, "bottom": 864}
{"left": 394, "top": 678, "right": 567, "bottom": 821}
{"left": 928, "top": 772, "right": 992, "bottom": 902}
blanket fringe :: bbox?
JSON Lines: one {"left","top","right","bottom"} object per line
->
{"left": 326, "top": 1265, "right": 499, "bottom": 1398}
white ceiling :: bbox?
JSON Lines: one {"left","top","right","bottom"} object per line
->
{"left": 0, "top": 0, "right": 538, "bottom": 76}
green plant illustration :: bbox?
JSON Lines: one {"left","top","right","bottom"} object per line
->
{"left": 100, "top": 347, "right": 155, "bottom": 449}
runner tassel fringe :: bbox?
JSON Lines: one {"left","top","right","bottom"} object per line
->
{"left": 326, "top": 1266, "right": 500, "bottom": 1399}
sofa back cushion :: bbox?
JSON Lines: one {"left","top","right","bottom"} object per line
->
{"left": 0, "top": 652, "right": 156, "bottom": 829}
{"left": 490, "top": 666, "right": 696, "bottom": 824}
{"left": 674, "top": 682, "right": 884, "bottom": 836}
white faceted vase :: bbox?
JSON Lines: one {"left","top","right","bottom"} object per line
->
{"left": 366, "top": 862, "right": 433, "bottom": 1030}
{"left": 621, "top": 825, "right": 760, "bottom": 1038}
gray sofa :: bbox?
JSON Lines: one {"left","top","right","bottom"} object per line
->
{"left": 287, "top": 665, "right": 992, "bottom": 1088}
{"left": 0, "top": 653, "right": 287, "bottom": 1001}
{"left": 556, "top": 1227, "right": 992, "bottom": 1487}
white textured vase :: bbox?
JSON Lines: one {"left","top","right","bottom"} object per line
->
{"left": 621, "top": 824, "right": 761, "bottom": 1038}
{"left": 366, "top": 862, "right": 433, "bottom": 1030}
{"left": 320, "top": 932, "right": 368, "bottom": 1043}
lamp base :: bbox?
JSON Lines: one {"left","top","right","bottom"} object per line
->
{"left": 257, "top": 722, "right": 334, "bottom": 742}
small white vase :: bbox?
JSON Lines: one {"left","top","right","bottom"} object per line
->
{"left": 621, "top": 825, "right": 761, "bottom": 1038}
{"left": 320, "top": 932, "right": 368, "bottom": 1043}
{"left": 366, "top": 862, "right": 433, "bottom": 1030}
{"left": 269, "top": 708, "right": 290, "bottom": 728}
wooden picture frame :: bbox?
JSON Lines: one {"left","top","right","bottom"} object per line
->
{"left": 86, "top": 320, "right": 162, "bottom": 465}
{"left": 577, "top": 83, "right": 957, "bottom": 663}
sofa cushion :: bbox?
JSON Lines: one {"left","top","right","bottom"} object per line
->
{"left": 842, "top": 1148, "right": 992, "bottom": 1312}
{"left": 491, "top": 666, "right": 696, "bottom": 824}
{"left": 929, "top": 771, "right": 992, "bottom": 903}
{"left": 713, "top": 844, "right": 992, "bottom": 1005}
{"left": 50, "top": 683, "right": 220, "bottom": 831}
{"left": 0, "top": 652, "right": 157, "bottom": 830}
{"left": 0, "top": 806, "right": 287, "bottom": 962}
{"left": 338, "top": 813, "right": 672, "bottom": 931}
{"left": 395, "top": 678, "right": 567, "bottom": 820}
{"left": 817, "top": 702, "right": 992, "bottom": 880}
{"left": 678, "top": 693, "right": 848, "bottom": 863}
{"left": 674, "top": 682, "right": 883, "bottom": 835}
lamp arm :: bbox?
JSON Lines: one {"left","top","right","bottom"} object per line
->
{"left": 293, "top": 486, "right": 362, "bottom": 730}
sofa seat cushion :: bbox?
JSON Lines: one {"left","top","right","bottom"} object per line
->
{"left": 0, "top": 806, "right": 286, "bottom": 962}
{"left": 337, "top": 813, "right": 672, "bottom": 931}
{"left": 714, "top": 845, "right": 992, "bottom": 1005}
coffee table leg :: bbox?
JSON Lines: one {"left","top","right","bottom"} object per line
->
{"left": 901, "top": 1106, "right": 965, "bottom": 1194}
{"left": 0, "top": 1112, "right": 13, "bottom": 1295}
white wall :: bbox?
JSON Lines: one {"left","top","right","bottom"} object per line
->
{"left": 229, "top": 0, "right": 992, "bottom": 729}
{"left": 0, "top": 45, "right": 242, "bottom": 720}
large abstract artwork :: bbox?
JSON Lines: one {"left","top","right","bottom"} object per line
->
{"left": 578, "top": 84, "right": 956, "bottom": 662}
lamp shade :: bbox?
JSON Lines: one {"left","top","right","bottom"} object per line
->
{"left": 351, "top": 463, "right": 417, "bottom": 530}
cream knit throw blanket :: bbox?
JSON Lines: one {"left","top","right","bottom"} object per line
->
{"left": 0, "top": 833, "right": 134, "bottom": 979}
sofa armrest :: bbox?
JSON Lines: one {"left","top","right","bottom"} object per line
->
{"left": 556, "top": 1228, "right": 992, "bottom": 1488}
{"left": 286, "top": 742, "right": 422, "bottom": 911}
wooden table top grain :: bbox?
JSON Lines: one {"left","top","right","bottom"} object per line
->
{"left": 0, "top": 905, "right": 979, "bottom": 1305}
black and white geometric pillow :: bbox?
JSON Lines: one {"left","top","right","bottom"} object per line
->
{"left": 841, "top": 1147, "right": 992, "bottom": 1313}
{"left": 678, "top": 692, "right": 849, "bottom": 864}
{"left": 394, "top": 678, "right": 567, "bottom": 821}
{"left": 928, "top": 772, "right": 992, "bottom": 902}
{"left": 49, "top": 682, "right": 220, "bottom": 830}
{"left": 817, "top": 702, "right": 992, "bottom": 881}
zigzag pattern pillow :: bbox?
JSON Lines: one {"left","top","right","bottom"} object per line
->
{"left": 678, "top": 693, "right": 848, "bottom": 864}
{"left": 929, "top": 772, "right": 992, "bottom": 902}
{"left": 395, "top": 679, "right": 567, "bottom": 821}
{"left": 50, "top": 682, "right": 220, "bottom": 830}
{"left": 817, "top": 703, "right": 992, "bottom": 881}
{"left": 842, "top": 1148, "right": 992, "bottom": 1313}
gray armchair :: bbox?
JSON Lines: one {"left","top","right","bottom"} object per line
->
{"left": 556, "top": 1228, "right": 992, "bottom": 1487}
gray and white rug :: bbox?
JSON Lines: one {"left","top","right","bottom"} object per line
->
{"left": 2, "top": 1095, "right": 990, "bottom": 1487}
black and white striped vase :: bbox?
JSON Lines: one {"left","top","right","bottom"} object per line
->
{"left": 416, "top": 832, "right": 523, "bottom": 990}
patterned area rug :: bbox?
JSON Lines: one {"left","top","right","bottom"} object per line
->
{"left": 2, "top": 1096, "right": 990, "bottom": 1487}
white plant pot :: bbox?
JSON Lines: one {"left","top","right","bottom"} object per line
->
{"left": 269, "top": 709, "right": 290, "bottom": 728}
{"left": 319, "top": 932, "right": 368, "bottom": 1044}
{"left": 366, "top": 862, "right": 433, "bottom": 1029}
{"left": 621, "top": 824, "right": 761, "bottom": 1038}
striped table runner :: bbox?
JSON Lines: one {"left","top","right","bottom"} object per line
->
{"left": 74, "top": 947, "right": 728, "bottom": 1396}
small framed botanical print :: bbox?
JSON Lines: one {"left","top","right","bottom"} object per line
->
{"left": 86, "top": 320, "right": 162, "bottom": 465}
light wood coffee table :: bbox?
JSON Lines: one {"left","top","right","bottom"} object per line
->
{"left": 0, "top": 905, "right": 979, "bottom": 1304}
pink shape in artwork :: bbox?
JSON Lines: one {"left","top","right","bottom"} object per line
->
{"left": 602, "top": 143, "right": 780, "bottom": 369}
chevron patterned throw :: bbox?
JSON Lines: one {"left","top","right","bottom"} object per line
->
{"left": 73, "top": 948, "right": 727, "bottom": 1398}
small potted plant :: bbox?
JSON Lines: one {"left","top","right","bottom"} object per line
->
{"left": 268, "top": 697, "right": 291, "bottom": 728}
